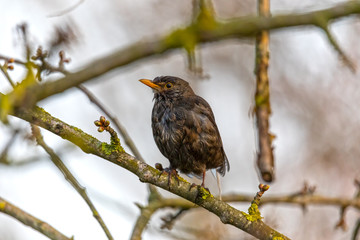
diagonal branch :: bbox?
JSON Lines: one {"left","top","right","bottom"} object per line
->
{"left": 11, "top": 102, "right": 290, "bottom": 240}
{"left": 30, "top": 124, "right": 114, "bottom": 240}
{"left": 318, "top": 24, "right": 356, "bottom": 72}
{"left": 77, "top": 85, "right": 144, "bottom": 163}
{"left": 3, "top": 1, "right": 360, "bottom": 109}
{"left": 0, "top": 196, "right": 72, "bottom": 240}
{"left": 7, "top": 102, "right": 360, "bottom": 238}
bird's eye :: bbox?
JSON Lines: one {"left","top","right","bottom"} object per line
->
{"left": 165, "top": 83, "right": 173, "bottom": 89}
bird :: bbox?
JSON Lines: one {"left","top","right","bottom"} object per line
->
{"left": 139, "top": 76, "right": 229, "bottom": 190}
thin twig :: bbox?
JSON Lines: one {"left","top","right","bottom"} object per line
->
{"left": 254, "top": 0, "right": 274, "bottom": 182}
{"left": 318, "top": 24, "right": 356, "bottom": 72}
{"left": 0, "top": 63, "right": 15, "bottom": 88}
{"left": 47, "top": 0, "right": 85, "bottom": 18}
{"left": 160, "top": 208, "right": 187, "bottom": 230}
{"left": 130, "top": 181, "right": 162, "bottom": 240}
{"left": 31, "top": 125, "right": 114, "bottom": 240}
{"left": 352, "top": 218, "right": 360, "bottom": 240}
{"left": 0, "top": 196, "right": 72, "bottom": 240}
{"left": 0, "top": 55, "right": 27, "bottom": 65}
{"left": 0, "top": 129, "right": 19, "bottom": 162}
{"left": 335, "top": 206, "right": 347, "bottom": 230}
{"left": 130, "top": 204, "right": 158, "bottom": 240}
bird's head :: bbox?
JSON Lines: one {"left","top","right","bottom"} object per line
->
{"left": 139, "top": 76, "right": 194, "bottom": 99}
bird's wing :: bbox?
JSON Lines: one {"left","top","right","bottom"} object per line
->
{"left": 181, "top": 96, "right": 230, "bottom": 175}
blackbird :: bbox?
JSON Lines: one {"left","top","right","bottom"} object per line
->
{"left": 139, "top": 76, "right": 229, "bottom": 188}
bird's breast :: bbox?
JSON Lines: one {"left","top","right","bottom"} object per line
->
{"left": 152, "top": 100, "right": 184, "bottom": 147}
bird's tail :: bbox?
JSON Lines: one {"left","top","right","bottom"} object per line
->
{"left": 211, "top": 169, "right": 222, "bottom": 200}
{"left": 216, "top": 171, "right": 222, "bottom": 200}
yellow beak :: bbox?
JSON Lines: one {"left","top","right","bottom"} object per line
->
{"left": 139, "top": 79, "right": 161, "bottom": 91}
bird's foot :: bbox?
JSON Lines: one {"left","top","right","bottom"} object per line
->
{"left": 155, "top": 163, "right": 179, "bottom": 189}
{"left": 163, "top": 168, "right": 180, "bottom": 189}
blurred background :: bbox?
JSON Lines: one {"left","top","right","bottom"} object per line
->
{"left": 1, "top": 0, "right": 360, "bottom": 239}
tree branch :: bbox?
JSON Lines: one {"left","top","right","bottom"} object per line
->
{"left": 126, "top": 182, "right": 360, "bottom": 239}
{"left": 11, "top": 103, "right": 290, "bottom": 240}
{"left": 77, "top": 85, "right": 144, "bottom": 163}
{"left": 30, "top": 124, "right": 114, "bottom": 240}
{"left": 3, "top": 1, "right": 360, "bottom": 109}
{"left": 254, "top": 0, "right": 274, "bottom": 182}
{"left": 318, "top": 24, "right": 356, "bottom": 72}
{"left": 0, "top": 196, "right": 72, "bottom": 240}
{"left": 6, "top": 104, "right": 360, "bottom": 238}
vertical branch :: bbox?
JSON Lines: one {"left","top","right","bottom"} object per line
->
{"left": 254, "top": 0, "right": 274, "bottom": 182}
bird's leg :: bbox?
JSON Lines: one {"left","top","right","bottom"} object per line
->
{"left": 189, "top": 170, "right": 210, "bottom": 192}
{"left": 201, "top": 171, "right": 206, "bottom": 188}
{"left": 201, "top": 170, "right": 211, "bottom": 193}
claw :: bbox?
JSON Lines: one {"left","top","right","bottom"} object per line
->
{"left": 189, "top": 183, "right": 197, "bottom": 191}
{"left": 161, "top": 167, "right": 179, "bottom": 189}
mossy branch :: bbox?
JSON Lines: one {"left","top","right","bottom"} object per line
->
{"left": 2, "top": 1, "right": 360, "bottom": 110}
{"left": 10, "top": 100, "right": 290, "bottom": 240}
